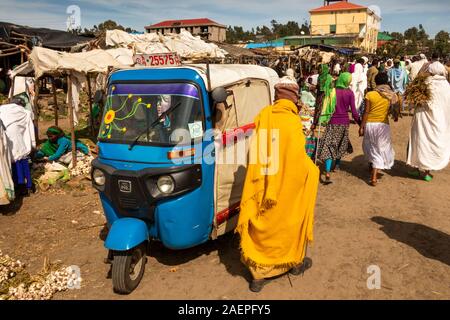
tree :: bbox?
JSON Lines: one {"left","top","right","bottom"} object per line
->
{"left": 300, "top": 20, "right": 310, "bottom": 35}
{"left": 404, "top": 27, "right": 418, "bottom": 43}
{"left": 377, "top": 41, "right": 406, "bottom": 58}
{"left": 433, "top": 30, "right": 450, "bottom": 57}
{"left": 404, "top": 25, "right": 429, "bottom": 53}
{"left": 277, "top": 21, "right": 302, "bottom": 38}
{"left": 270, "top": 20, "right": 279, "bottom": 32}
{"left": 390, "top": 32, "right": 404, "bottom": 42}
{"left": 259, "top": 25, "right": 274, "bottom": 41}
{"left": 84, "top": 20, "right": 137, "bottom": 35}
{"left": 225, "top": 26, "right": 256, "bottom": 43}
{"left": 226, "top": 26, "right": 237, "bottom": 43}
{"left": 418, "top": 24, "right": 429, "bottom": 43}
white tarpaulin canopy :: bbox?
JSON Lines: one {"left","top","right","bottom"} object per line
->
{"left": 12, "top": 29, "right": 229, "bottom": 78}
{"left": 11, "top": 29, "right": 230, "bottom": 78}
{"left": 106, "top": 29, "right": 228, "bottom": 59}
{"left": 26, "top": 47, "right": 133, "bottom": 78}
{"left": 188, "top": 64, "right": 279, "bottom": 94}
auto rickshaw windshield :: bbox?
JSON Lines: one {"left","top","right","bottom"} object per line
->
{"left": 98, "top": 82, "right": 204, "bottom": 146}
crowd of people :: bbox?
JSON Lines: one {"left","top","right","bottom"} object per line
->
{"left": 236, "top": 53, "right": 449, "bottom": 292}
{"left": 300, "top": 52, "right": 450, "bottom": 185}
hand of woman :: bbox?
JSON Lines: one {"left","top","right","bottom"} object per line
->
{"left": 359, "top": 127, "right": 365, "bottom": 137}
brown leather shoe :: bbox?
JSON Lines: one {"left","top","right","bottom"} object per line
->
{"left": 249, "top": 279, "right": 268, "bottom": 292}
{"left": 289, "top": 257, "right": 313, "bottom": 276}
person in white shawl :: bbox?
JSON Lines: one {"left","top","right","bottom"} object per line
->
{"left": 407, "top": 61, "right": 450, "bottom": 181}
{"left": 0, "top": 119, "right": 14, "bottom": 205}
{"left": 351, "top": 57, "right": 368, "bottom": 114}
{"left": 0, "top": 97, "right": 36, "bottom": 162}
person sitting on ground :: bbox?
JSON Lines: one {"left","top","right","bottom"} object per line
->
{"left": 35, "top": 126, "right": 89, "bottom": 165}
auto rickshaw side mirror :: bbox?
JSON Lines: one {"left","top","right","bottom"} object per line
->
{"left": 211, "top": 87, "right": 228, "bottom": 104}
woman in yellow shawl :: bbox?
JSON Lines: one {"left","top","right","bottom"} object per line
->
{"left": 236, "top": 77, "right": 320, "bottom": 292}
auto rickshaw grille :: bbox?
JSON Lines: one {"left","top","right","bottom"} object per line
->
{"left": 118, "top": 196, "right": 139, "bottom": 209}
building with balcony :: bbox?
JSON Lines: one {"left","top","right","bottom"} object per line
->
{"left": 145, "top": 18, "right": 226, "bottom": 42}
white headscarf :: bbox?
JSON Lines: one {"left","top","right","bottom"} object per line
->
{"left": 279, "top": 75, "right": 297, "bottom": 85}
{"left": 428, "top": 62, "right": 448, "bottom": 77}
{"left": 285, "top": 68, "right": 295, "bottom": 78}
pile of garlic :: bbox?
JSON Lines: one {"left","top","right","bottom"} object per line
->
{"left": 7, "top": 269, "right": 73, "bottom": 300}
{"left": 0, "top": 250, "right": 80, "bottom": 300}
{"left": 70, "top": 155, "right": 94, "bottom": 177}
{"left": 0, "top": 250, "right": 25, "bottom": 283}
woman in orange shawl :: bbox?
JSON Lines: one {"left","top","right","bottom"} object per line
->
{"left": 236, "top": 77, "right": 320, "bottom": 292}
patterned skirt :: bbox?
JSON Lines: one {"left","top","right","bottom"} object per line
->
{"left": 317, "top": 124, "right": 353, "bottom": 161}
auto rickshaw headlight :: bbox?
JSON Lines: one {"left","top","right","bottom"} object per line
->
{"left": 157, "top": 175, "right": 175, "bottom": 194}
{"left": 93, "top": 169, "right": 106, "bottom": 186}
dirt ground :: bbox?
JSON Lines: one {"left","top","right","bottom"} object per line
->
{"left": 0, "top": 114, "right": 449, "bottom": 300}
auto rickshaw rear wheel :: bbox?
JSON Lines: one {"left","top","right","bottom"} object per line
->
{"left": 112, "top": 243, "right": 147, "bottom": 294}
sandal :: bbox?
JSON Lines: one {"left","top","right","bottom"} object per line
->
{"left": 324, "top": 173, "right": 333, "bottom": 185}
{"left": 408, "top": 170, "right": 420, "bottom": 178}
{"left": 423, "top": 175, "right": 433, "bottom": 182}
{"left": 332, "top": 165, "right": 340, "bottom": 172}
{"left": 290, "top": 257, "right": 313, "bottom": 276}
{"left": 249, "top": 279, "right": 269, "bottom": 293}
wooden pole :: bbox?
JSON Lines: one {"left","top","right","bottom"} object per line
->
{"left": 86, "top": 74, "right": 94, "bottom": 136}
{"left": 33, "top": 78, "right": 40, "bottom": 138}
{"left": 67, "top": 75, "right": 77, "bottom": 168}
{"left": 206, "top": 59, "right": 212, "bottom": 92}
{"left": 9, "top": 76, "right": 15, "bottom": 102}
{"left": 51, "top": 77, "right": 58, "bottom": 127}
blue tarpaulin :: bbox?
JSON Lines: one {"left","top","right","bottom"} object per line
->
{"left": 245, "top": 42, "right": 284, "bottom": 49}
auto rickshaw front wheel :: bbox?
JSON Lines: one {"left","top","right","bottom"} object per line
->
{"left": 112, "top": 243, "right": 147, "bottom": 294}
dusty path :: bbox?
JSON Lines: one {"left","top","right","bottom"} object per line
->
{"left": 1, "top": 116, "right": 449, "bottom": 299}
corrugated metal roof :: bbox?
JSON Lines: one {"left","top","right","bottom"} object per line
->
{"left": 377, "top": 32, "right": 394, "bottom": 41}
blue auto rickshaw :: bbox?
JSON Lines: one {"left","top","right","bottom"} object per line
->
{"left": 91, "top": 63, "right": 279, "bottom": 293}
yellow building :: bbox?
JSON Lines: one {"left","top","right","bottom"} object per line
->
{"left": 310, "top": 0, "right": 381, "bottom": 53}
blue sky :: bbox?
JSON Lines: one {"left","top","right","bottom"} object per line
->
{"left": 0, "top": 0, "right": 448, "bottom": 37}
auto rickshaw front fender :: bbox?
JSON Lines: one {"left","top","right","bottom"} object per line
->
{"left": 105, "top": 218, "right": 149, "bottom": 251}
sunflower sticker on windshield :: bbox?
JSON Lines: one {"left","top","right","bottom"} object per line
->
{"left": 104, "top": 110, "right": 115, "bottom": 124}
{"left": 99, "top": 91, "right": 148, "bottom": 140}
